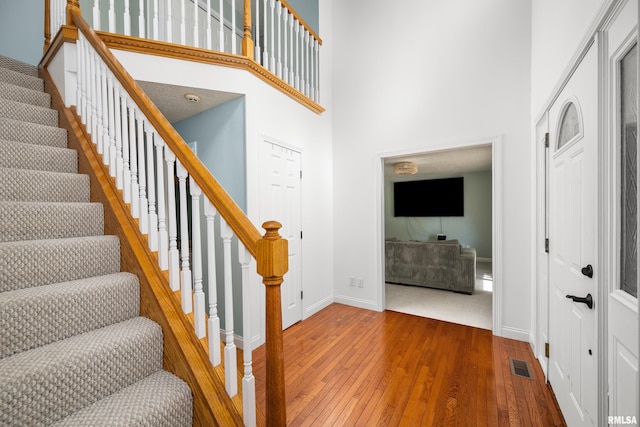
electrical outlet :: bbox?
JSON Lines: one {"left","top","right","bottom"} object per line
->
{"left": 349, "top": 276, "right": 356, "bottom": 287}
{"left": 357, "top": 278, "right": 364, "bottom": 288}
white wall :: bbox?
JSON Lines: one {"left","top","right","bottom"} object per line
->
{"left": 113, "top": 44, "right": 334, "bottom": 342}
{"left": 531, "top": 0, "right": 608, "bottom": 117}
{"left": 331, "top": 0, "right": 532, "bottom": 339}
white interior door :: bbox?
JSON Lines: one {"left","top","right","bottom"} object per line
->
{"left": 548, "top": 44, "right": 598, "bottom": 427}
{"left": 260, "top": 140, "right": 302, "bottom": 330}
{"left": 605, "top": 0, "right": 639, "bottom": 423}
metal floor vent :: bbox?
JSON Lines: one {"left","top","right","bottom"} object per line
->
{"left": 509, "top": 358, "right": 533, "bottom": 380}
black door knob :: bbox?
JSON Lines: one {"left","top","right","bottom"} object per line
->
{"left": 581, "top": 264, "right": 593, "bottom": 278}
{"left": 566, "top": 293, "right": 594, "bottom": 309}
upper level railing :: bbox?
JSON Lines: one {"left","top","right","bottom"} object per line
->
{"left": 45, "top": 1, "right": 289, "bottom": 425}
{"left": 46, "top": 0, "right": 322, "bottom": 107}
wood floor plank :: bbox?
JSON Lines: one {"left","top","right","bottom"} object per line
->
{"left": 253, "top": 304, "right": 566, "bottom": 426}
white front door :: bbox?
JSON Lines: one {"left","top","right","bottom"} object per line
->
{"left": 260, "top": 140, "right": 303, "bottom": 329}
{"left": 548, "top": 44, "right": 598, "bottom": 427}
{"left": 604, "top": 0, "right": 639, "bottom": 423}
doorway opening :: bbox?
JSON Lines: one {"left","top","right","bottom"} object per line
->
{"left": 378, "top": 138, "right": 503, "bottom": 334}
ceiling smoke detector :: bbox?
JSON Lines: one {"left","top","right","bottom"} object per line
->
{"left": 184, "top": 93, "right": 201, "bottom": 103}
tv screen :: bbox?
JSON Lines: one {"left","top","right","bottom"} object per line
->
{"left": 394, "top": 177, "right": 464, "bottom": 217}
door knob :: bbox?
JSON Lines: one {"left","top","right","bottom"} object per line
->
{"left": 581, "top": 264, "right": 593, "bottom": 278}
{"left": 566, "top": 293, "right": 594, "bottom": 309}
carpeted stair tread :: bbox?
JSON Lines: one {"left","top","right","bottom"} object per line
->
{"left": 0, "top": 67, "right": 43, "bottom": 92}
{"left": 0, "top": 201, "right": 104, "bottom": 242}
{"left": 0, "top": 81, "right": 50, "bottom": 108}
{"left": 0, "top": 138, "right": 77, "bottom": 173}
{"left": 0, "top": 168, "right": 89, "bottom": 202}
{"left": 51, "top": 371, "right": 193, "bottom": 427}
{"left": 0, "top": 317, "right": 163, "bottom": 426}
{"left": 0, "top": 236, "right": 120, "bottom": 293}
{"left": 0, "top": 117, "right": 68, "bottom": 148}
{"left": 0, "top": 56, "right": 39, "bottom": 78}
{"left": 0, "top": 272, "right": 140, "bottom": 359}
{"left": 0, "top": 98, "right": 58, "bottom": 127}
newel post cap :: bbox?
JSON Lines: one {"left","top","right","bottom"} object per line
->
{"left": 256, "top": 221, "right": 289, "bottom": 281}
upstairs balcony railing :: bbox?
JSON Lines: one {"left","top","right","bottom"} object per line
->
{"left": 46, "top": 0, "right": 322, "bottom": 106}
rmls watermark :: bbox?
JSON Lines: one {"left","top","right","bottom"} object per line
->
{"left": 608, "top": 415, "right": 638, "bottom": 425}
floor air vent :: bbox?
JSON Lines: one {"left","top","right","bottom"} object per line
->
{"left": 509, "top": 358, "right": 533, "bottom": 380}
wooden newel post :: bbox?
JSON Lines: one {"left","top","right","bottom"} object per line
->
{"left": 242, "top": 0, "right": 255, "bottom": 60}
{"left": 67, "top": 0, "right": 80, "bottom": 26}
{"left": 256, "top": 221, "right": 288, "bottom": 426}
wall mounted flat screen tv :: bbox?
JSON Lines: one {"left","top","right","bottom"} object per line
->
{"left": 394, "top": 177, "right": 464, "bottom": 217}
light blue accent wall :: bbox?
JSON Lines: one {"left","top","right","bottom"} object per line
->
{"left": 0, "top": 0, "right": 44, "bottom": 66}
{"left": 286, "top": 0, "right": 319, "bottom": 33}
{"left": 385, "top": 171, "right": 493, "bottom": 258}
{"left": 173, "top": 97, "right": 247, "bottom": 335}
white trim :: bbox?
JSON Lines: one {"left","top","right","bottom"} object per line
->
{"left": 303, "top": 295, "right": 334, "bottom": 319}
{"left": 334, "top": 295, "right": 379, "bottom": 311}
{"left": 376, "top": 135, "right": 504, "bottom": 336}
{"left": 501, "top": 326, "right": 531, "bottom": 343}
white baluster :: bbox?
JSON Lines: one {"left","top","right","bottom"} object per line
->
{"left": 80, "top": 40, "right": 88, "bottom": 124}
{"left": 191, "top": 178, "right": 205, "bottom": 338}
{"left": 128, "top": 101, "right": 140, "bottom": 219}
{"left": 109, "top": 0, "right": 116, "bottom": 33}
{"left": 193, "top": 0, "right": 199, "bottom": 47}
{"left": 262, "top": 0, "right": 268, "bottom": 67}
{"left": 165, "top": 147, "right": 180, "bottom": 291}
{"left": 177, "top": 160, "right": 193, "bottom": 313}
{"left": 113, "top": 84, "right": 124, "bottom": 189}
{"left": 220, "top": 218, "right": 237, "bottom": 396}
{"left": 269, "top": 0, "right": 275, "bottom": 71}
{"left": 99, "top": 63, "right": 109, "bottom": 156}
{"left": 106, "top": 75, "right": 117, "bottom": 172}
{"left": 306, "top": 31, "right": 311, "bottom": 97}
{"left": 180, "top": 0, "right": 186, "bottom": 45}
{"left": 204, "top": 200, "right": 221, "bottom": 366}
{"left": 76, "top": 36, "right": 83, "bottom": 115}
{"left": 283, "top": 8, "right": 289, "bottom": 84}
{"left": 255, "top": 0, "right": 261, "bottom": 64}
{"left": 218, "top": 0, "right": 224, "bottom": 51}
{"left": 95, "top": 55, "right": 105, "bottom": 154}
{"left": 276, "top": 0, "right": 282, "bottom": 78}
{"left": 90, "top": 51, "right": 100, "bottom": 140}
{"left": 299, "top": 22, "right": 305, "bottom": 95}
{"left": 166, "top": 0, "right": 173, "bottom": 42}
{"left": 136, "top": 108, "right": 149, "bottom": 234}
{"left": 93, "top": 0, "right": 101, "bottom": 30}
{"left": 206, "top": 0, "right": 212, "bottom": 49}
{"left": 231, "top": 0, "right": 236, "bottom": 54}
{"left": 153, "top": 0, "right": 159, "bottom": 40}
{"left": 144, "top": 121, "right": 159, "bottom": 251}
{"left": 155, "top": 136, "right": 168, "bottom": 270}
{"left": 124, "top": 0, "right": 131, "bottom": 35}
{"left": 239, "top": 244, "right": 256, "bottom": 427}
{"left": 121, "top": 89, "right": 131, "bottom": 204}
{"left": 138, "top": 0, "right": 146, "bottom": 38}
{"left": 294, "top": 19, "right": 299, "bottom": 90}
{"left": 315, "top": 39, "right": 320, "bottom": 102}
{"left": 288, "top": 13, "right": 294, "bottom": 84}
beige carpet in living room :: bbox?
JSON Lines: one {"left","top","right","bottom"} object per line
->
{"left": 385, "top": 261, "right": 493, "bottom": 330}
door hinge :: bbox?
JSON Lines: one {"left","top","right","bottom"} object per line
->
{"left": 300, "top": 231, "right": 303, "bottom": 239}
{"left": 544, "top": 132, "right": 549, "bottom": 148}
{"left": 300, "top": 170, "right": 302, "bottom": 179}
{"left": 545, "top": 342, "right": 550, "bottom": 358}
{"left": 300, "top": 290, "right": 303, "bottom": 300}
{"left": 545, "top": 238, "right": 549, "bottom": 253}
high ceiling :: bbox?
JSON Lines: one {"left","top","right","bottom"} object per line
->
{"left": 384, "top": 144, "right": 493, "bottom": 181}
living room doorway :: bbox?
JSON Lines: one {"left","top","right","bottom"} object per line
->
{"left": 378, "top": 138, "right": 502, "bottom": 334}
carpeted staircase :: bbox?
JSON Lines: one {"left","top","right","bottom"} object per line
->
{"left": 0, "top": 55, "right": 193, "bottom": 426}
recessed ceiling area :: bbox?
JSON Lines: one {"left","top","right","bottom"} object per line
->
{"left": 384, "top": 144, "right": 493, "bottom": 181}
{"left": 137, "top": 81, "right": 242, "bottom": 123}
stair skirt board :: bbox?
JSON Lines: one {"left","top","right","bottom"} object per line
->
{"left": 0, "top": 54, "right": 193, "bottom": 425}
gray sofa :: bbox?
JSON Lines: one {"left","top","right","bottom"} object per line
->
{"left": 385, "top": 239, "right": 476, "bottom": 294}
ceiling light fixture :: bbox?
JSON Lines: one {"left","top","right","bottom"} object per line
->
{"left": 393, "top": 161, "right": 418, "bottom": 175}
{"left": 184, "top": 93, "right": 201, "bottom": 103}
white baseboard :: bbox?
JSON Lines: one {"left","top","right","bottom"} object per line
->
{"left": 333, "top": 294, "right": 380, "bottom": 311}
{"left": 304, "top": 295, "right": 334, "bottom": 320}
{"left": 219, "top": 330, "right": 263, "bottom": 351}
{"left": 500, "top": 326, "right": 531, "bottom": 342}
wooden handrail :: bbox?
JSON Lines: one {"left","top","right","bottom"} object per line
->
{"left": 280, "top": 0, "right": 322, "bottom": 45}
{"left": 69, "top": 4, "right": 262, "bottom": 257}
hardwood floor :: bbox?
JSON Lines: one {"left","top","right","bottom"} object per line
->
{"left": 253, "top": 303, "right": 566, "bottom": 426}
